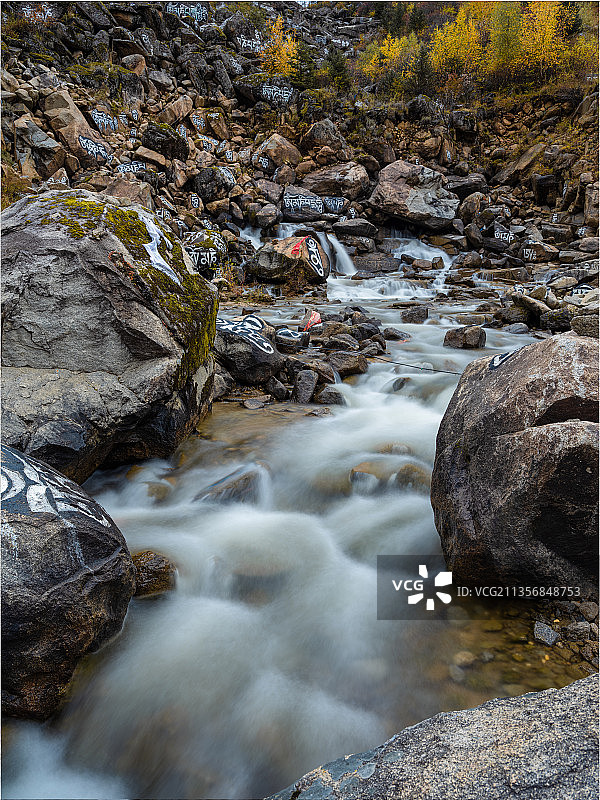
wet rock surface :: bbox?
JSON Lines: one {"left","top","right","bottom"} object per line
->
{"left": 1, "top": 190, "right": 217, "bottom": 483}
{"left": 0, "top": 1, "right": 598, "bottom": 796}
{"left": 268, "top": 675, "right": 599, "bottom": 800}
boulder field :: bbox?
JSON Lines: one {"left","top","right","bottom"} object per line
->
{"left": 0, "top": 0, "right": 597, "bottom": 791}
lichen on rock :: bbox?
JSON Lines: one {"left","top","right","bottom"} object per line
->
{"left": 1, "top": 189, "right": 218, "bottom": 481}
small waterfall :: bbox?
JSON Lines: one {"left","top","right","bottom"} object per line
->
{"left": 277, "top": 222, "right": 303, "bottom": 239}
{"left": 312, "top": 232, "right": 356, "bottom": 277}
{"left": 328, "top": 235, "right": 356, "bottom": 276}
{"left": 431, "top": 260, "right": 452, "bottom": 292}
{"left": 239, "top": 226, "right": 263, "bottom": 250}
{"left": 392, "top": 236, "right": 454, "bottom": 293}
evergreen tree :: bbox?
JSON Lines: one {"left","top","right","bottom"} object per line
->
{"left": 408, "top": 5, "right": 427, "bottom": 34}
{"left": 291, "top": 41, "right": 317, "bottom": 89}
{"left": 404, "top": 43, "right": 437, "bottom": 96}
{"left": 381, "top": 2, "right": 407, "bottom": 36}
{"left": 326, "top": 47, "right": 350, "bottom": 90}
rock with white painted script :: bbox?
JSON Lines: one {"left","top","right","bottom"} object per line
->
{"left": 1, "top": 444, "right": 135, "bottom": 720}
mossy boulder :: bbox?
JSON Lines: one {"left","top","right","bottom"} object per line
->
{"left": 1, "top": 189, "right": 218, "bottom": 482}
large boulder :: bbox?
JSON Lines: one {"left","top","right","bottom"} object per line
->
{"left": 282, "top": 186, "right": 324, "bottom": 222}
{"left": 141, "top": 122, "right": 189, "bottom": 161}
{"left": 302, "top": 162, "right": 369, "bottom": 200}
{"left": 1, "top": 445, "right": 136, "bottom": 720}
{"left": 444, "top": 173, "right": 488, "bottom": 200}
{"left": 43, "top": 89, "right": 112, "bottom": 167}
{"left": 252, "top": 133, "right": 302, "bottom": 173}
{"left": 245, "top": 235, "right": 330, "bottom": 284}
{"left": 214, "top": 315, "right": 285, "bottom": 385}
{"left": 233, "top": 73, "right": 298, "bottom": 107}
{"left": 443, "top": 325, "right": 486, "bottom": 349}
{"left": 584, "top": 182, "right": 599, "bottom": 228}
{"left": 333, "top": 218, "right": 377, "bottom": 238}
{"left": 157, "top": 95, "right": 193, "bottom": 126}
{"left": 490, "top": 142, "right": 545, "bottom": 186}
{"left": 431, "top": 334, "right": 599, "bottom": 596}
{"left": 368, "top": 160, "right": 460, "bottom": 231}
{"left": 190, "top": 166, "right": 236, "bottom": 203}
{"left": 1, "top": 190, "right": 218, "bottom": 483}
{"left": 268, "top": 675, "right": 598, "bottom": 800}
{"left": 223, "top": 13, "right": 262, "bottom": 53}
{"left": 14, "top": 113, "right": 66, "bottom": 179}
{"left": 301, "top": 118, "right": 347, "bottom": 152}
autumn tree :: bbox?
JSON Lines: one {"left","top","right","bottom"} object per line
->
{"left": 359, "top": 32, "right": 420, "bottom": 83}
{"left": 486, "top": 2, "right": 523, "bottom": 85}
{"left": 259, "top": 16, "right": 297, "bottom": 77}
{"left": 429, "top": 5, "right": 484, "bottom": 79}
{"left": 515, "top": 1, "right": 571, "bottom": 82}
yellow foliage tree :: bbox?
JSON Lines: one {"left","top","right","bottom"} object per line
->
{"left": 486, "top": 2, "right": 523, "bottom": 80}
{"left": 429, "top": 6, "right": 485, "bottom": 78}
{"left": 515, "top": 1, "right": 570, "bottom": 82}
{"left": 360, "top": 32, "right": 419, "bottom": 83}
{"left": 259, "top": 16, "right": 297, "bottom": 77}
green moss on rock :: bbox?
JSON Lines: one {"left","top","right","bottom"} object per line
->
{"left": 31, "top": 192, "right": 218, "bottom": 386}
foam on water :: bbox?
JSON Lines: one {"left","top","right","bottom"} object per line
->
{"left": 2, "top": 725, "right": 130, "bottom": 800}
{"left": 328, "top": 275, "right": 434, "bottom": 301}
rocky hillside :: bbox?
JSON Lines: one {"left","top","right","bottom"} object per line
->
{"left": 1, "top": 2, "right": 598, "bottom": 322}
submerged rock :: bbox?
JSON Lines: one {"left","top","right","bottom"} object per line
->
{"left": 132, "top": 550, "right": 177, "bottom": 596}
{"left": 267, "top": 675, "right": 598, "bottom": 800}
{"left": 443, "top": 325, "right": 486, "bottom": 349}
{"left": 195, "top": 465, "right": 264, "bottom": 504}
{"left": 1, "top": 190, "right": 217, "bottom": 483}
{"left": 1, "top": 445, "right": 135, "bottom": 720}
{"left": 431, "top": 333, "right": 599, "bottom": 596}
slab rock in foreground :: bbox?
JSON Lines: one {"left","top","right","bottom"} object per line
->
{"left": 1, "top": 190, "right": 218, "bottom": 483}
{"left": 431, "top": 332, "right": 599, "bottom": 597}
{"left": 1, "top": 445, "right": 135, "bottom": 720}
{"left": 267, "top": 675, "right": 598, "bottom": 800}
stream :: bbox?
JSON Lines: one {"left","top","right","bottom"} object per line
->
{"left": 2, "top": 234, "right": 588, "bottom": 800}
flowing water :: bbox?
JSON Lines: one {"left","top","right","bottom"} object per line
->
{"left": 2, "top": 236, "right": 588, "bottom": 800}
